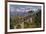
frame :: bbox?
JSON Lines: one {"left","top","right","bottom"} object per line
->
{"left": 5, "top": 1, "right": 45, "bottom": 34}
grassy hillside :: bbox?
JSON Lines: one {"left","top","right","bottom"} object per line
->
{"left": 10, "top": 9, "right": 41, "bottom": 29}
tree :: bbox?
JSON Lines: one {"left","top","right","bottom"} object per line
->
{"left": 10, "top": 17, "right": 14, "bottom": 29}
{"left": 34, "top": 9, "right": 41, "bottom": 28}
{"left": 28, "top": 10, "right": 34, "bottom": 16}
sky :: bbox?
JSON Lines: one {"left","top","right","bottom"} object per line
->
{"left": 10, "top": 5, "right": 41, "bottom": 12}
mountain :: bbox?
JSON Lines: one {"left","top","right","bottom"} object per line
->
{"left": 10, "top": 9, "right": 40, "bottom": 17}
{"left": 10, "top": 11, "right": 28, "bottom": 16}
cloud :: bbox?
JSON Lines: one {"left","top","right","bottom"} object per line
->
{"left": 10, "top": 7, "right": 15, "bottom": 12}
{"left": 10, "top": 5, "right": 41, "bottom": 12}
{"left": 16, "top": 8, "right": 20, "bottom": 12}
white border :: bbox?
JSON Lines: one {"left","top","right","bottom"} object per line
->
{"left": 7, "top": 2, "right": 43, "bottom": 32}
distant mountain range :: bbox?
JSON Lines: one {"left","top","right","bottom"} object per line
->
{"left": 10, "top": 11, "right": 28, "bottom": 16}
{"left": 10, "top": 10, "right": 40, "bottom": 17}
